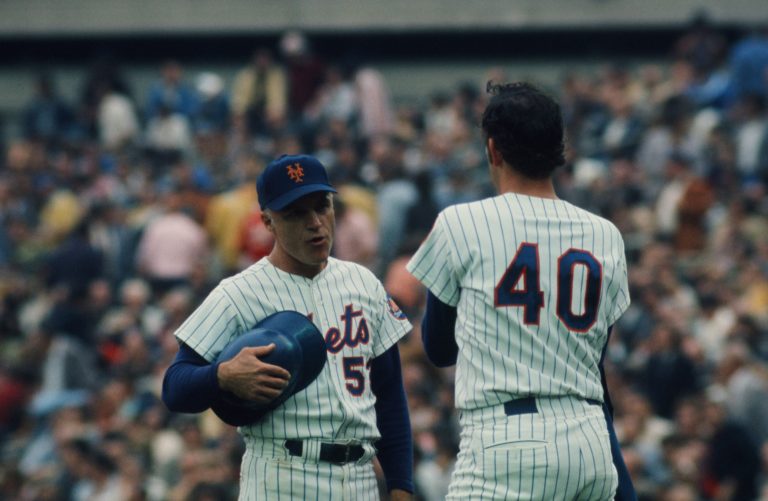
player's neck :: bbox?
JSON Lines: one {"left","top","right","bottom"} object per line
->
{"left": 496, "top": 169, "right": 558, "bottom": 200}
{"left": 267, "top": 252, "right": 327, "bottom": 279}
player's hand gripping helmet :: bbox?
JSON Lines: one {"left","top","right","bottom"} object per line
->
{"left": 211, "top": 311, "right": 327, "bottom": 426}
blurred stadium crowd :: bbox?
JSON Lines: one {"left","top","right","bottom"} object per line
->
{"left": 0, "top": 22, "right": 767, "bottom": 501}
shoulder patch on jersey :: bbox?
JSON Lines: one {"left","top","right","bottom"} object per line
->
{"left": 386, "top": 295, "right": 407, "bottom": 320}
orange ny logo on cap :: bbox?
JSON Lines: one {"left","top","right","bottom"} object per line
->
{"left": 286, "top": 163, "right": 305, "bottom": 183}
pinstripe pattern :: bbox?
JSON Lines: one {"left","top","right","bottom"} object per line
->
{"left": 407, "top": 192, "right": 630, "bottom": 499}
{"left": 241, "top": 442, "right": 379, "bottom": 500}
{"left": 407, "top": 193, "right": 630, "bottom": 408}
{"left": 175, "top": 257, "right": 411, "bottom": 500}
{"left": 447, "top": 397, "right": 617, "bottom": 500}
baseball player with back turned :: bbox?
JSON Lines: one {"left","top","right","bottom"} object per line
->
{"left": 162, "top": 154, "right": 414, "bottom": 500}
{"left": 407, "top": 82, "right": 637, "bottom": 500}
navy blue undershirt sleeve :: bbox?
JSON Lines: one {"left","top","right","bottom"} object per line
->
{"left": 420, "top": 291, "right": 458, "bottom": 367}
{"left": 163, "top": 343, "right": 270, "bottom": 425}
{"left": 600, "top": 326, "right": 637, "bottom": 501}
{"left": 162, "top": 343, "right": 223, "bottom": 413}
{"left": 370, "top": 344, "right": 414, "bottom": 494}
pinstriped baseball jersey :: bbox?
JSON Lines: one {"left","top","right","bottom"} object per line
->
{"left": 175, "top": 256, "right": 411, "bottom": 442}
{"left": 407, "top": 192, "right": 630, "bottom": 411}
{"left": 408, "top": 192, "right": 628, "bottom": 499}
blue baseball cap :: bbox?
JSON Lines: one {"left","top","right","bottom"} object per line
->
{"left": 257, "top": 154, "right": 337, "bottom": 211}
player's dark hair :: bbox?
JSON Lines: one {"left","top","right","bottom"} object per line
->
{"left": 481, "top": 81, "right": 565, "bottom": 179}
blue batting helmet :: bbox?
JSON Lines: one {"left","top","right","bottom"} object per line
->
{"left": 211, "top": 311, "right": 327, "bottom": 426}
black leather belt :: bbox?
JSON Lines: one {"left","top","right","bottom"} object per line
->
{"left": 284, "top": 439, "right": 365, "bottom": 464}
{"left": 504, "top": 396, "right": 601, "bottom": 416}
{"left": 504, "top": 396, "right": 539, "bottom": 415}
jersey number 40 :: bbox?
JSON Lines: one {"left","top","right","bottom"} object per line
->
{"left": 494, "top": 242, "right": 602, "bottom": 332}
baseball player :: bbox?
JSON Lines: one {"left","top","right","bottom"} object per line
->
{"left": 407, "top": 82, "right": 636, "bottom": 500}
{"left": 162, "top": 154, "right": 413, "bottom": 500}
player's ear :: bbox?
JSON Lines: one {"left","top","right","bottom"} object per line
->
{"left": 261, "top": 210, "right": 275, "bottom": 233}
{"left": 486, "top": 138, "right": 503, "bottom": 167}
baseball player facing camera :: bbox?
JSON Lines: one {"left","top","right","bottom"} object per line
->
{"left": 163, "top": 154, "right": 414, "bottom": 500}
{"left": 407, "top": 82, "right": 637, "bottom": 500}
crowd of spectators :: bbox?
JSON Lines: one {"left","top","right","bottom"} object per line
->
{"left": 0, "top": 23, "right": 767, "bottom": 501}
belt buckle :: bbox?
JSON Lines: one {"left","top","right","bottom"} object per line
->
{"left": 334, "top": 439, "right": 355, "bottom": 465}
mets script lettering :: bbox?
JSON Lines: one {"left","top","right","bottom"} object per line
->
{"left": 324, "top": 304, "right": 370, "bottom": 354}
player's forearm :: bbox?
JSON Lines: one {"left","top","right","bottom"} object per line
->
{"left": 603, "top": 403, "right": 637, "bottom": 501}
{"left": 600, "top": 325, "right": 636, "bottom": 500}
{"left": 371, "top": 346, "right": 415, "bottom": 494}
{"left": 377, "top": 429, "right": 414, "bottom": 495}
{"left": 421, "top": 291, "right": 458, "bottom": 367}
{"left": 162, "top": 343, "right": 222, "bottom": 413}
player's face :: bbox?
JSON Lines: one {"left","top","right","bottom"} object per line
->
{"left": 264, "top": 192, "right": 335, "bottom": 277}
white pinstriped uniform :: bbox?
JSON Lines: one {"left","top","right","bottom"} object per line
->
{"left": 175, "top": 257, "right": 411, "bottom": 500}
{"left": 407, "top": 193, "right": 630, "bottom": 500}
